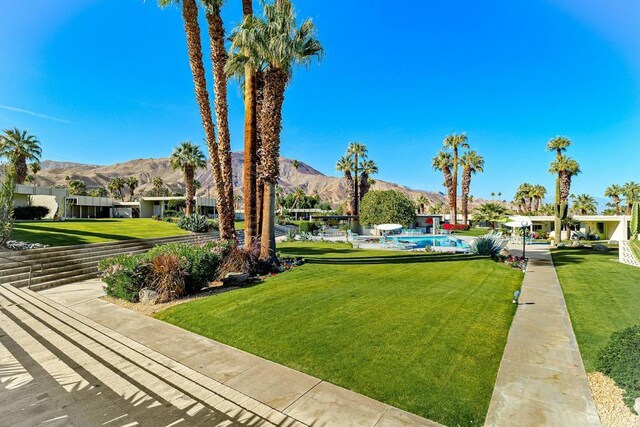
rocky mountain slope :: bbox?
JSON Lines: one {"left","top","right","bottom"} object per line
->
{"left": 33, "top": 153, "right": 449, "bottom": 207}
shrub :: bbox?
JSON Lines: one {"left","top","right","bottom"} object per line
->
{"left": 298, "top": 221, "right": 318, "bottom": 234}
{"left": 98, "top": 254, "right": 148, "bottom": 302}
{"left": 443, "top": 223, "right": 470, "bottom": 231}
{"left": 147, "top": 242, "right": 225, "bottom": 294}
{"left": 177, "top": 214, "right": 211, "bottom": 233}
{"left": 13, "top": 205, "right": 49, "bottom": 220}
{"left": 217, "top": 243, "right": 265, "bottom": 278}
{"left": 163, "top": 209, "right": 178, "bottom": 218}
{"left": 597, "top": 325, "right": 640, "bottom": 409}
{"left": 469, "top": 235, "right": 503, "bottom": 257}
{"left": 149, "top": 253, "right": 188, "bottom": 303}
{"left": 167, "top": 199, "right": 186, "bottom": 211}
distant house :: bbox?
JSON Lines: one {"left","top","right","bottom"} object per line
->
{"left": 13, "top": 185, "right": 216, "bottom": 219}
{"left": 521, "top": 215, "right": 630, "bottom": 242}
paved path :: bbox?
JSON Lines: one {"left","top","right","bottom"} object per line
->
{"left": 485, "top": 245, "right": 601, "bottom": 427}
{"left": 0, "top": 280, "right": 439, "bottom": 426}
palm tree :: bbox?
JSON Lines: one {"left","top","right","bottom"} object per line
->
{"left": 126, "top": 177, "right": 139, "bottom": 201}
{"left": 490, "top": 192, "right": 495, "bottom": 201}
{"left": 89, "top": 187, "right": 108, "bottom": 198}
{"left": 459, "top": 150, "right": 484, "bottom": 224}
{"left": 604, "top": 184, "right": 623, "bottom": 215}
{"left": 571, "top": 194, "right": 598, "bottom": 215}
{"left": 203, "top": 0, "right": 235, "bottom": 235}
{"left": 29, "top": 161, "right": 41, "bottom": 186}
{"left": 442, "top": 132, "right": 469, "bottom": 224}
{"left": 432, "top": 150, "right": 454, "bottom": 217}
{"left": 347, "top": 142, "right": 367, "bottom": 215}
{"left": 107, "top": 177, "right": 126, "bottom": 200}
{"left": 547, "top": 136, "right": 572, "bottom": 242}
{"left": 358, "top": 159, "right": 378, "bottom": 202}
{"left": 292, "top": 187, "right": 306, "bottom": 209}
{"left": 291, "top": 159, "right": 301, "bottom": 170}
{"left": 515, "top": 183, "right": 534, "bottom": 213}
{"left": 472, "top": 202, "right": 508, "bottom": 229}
{"left": 336, "top": 156, "right": 355, "bottom": 214}
{"left": 230, "top": 0, "right": 322, "bottom": 260}
{"left": 152, "top": 176, "right": 164, "bottom": 197}
{"left": 622, "top": 182, "right": 640, "bottom": 214}
{"left": 530, "top": 185, "right": 547, "bottom": 212}
{"left": 158, "top": 0, "right": 234, "bottom": 240}
{"left": 0, "top": 128, "right": 42, "bottom": 184}
{"left": 169, "top": 141, "right": 206, "bottom": 215}
{"left": 549, "top": 156, "right": 581, "bottom": 203}
{"left": 67, "top": 179, "right": 88, "bottom": 196}
{"left": 416, "top": 195, "right": 429, "bottom": 214}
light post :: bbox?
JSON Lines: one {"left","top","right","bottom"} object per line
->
{"left": 521, "top": 220, "right": 530, "bottom": 259}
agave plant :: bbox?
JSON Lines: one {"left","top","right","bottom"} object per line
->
{"left": 177, "top": 214, "right": 212, "bottom": 233}
{"left": 469, "top": 235, "right": 502, "bottom": 257}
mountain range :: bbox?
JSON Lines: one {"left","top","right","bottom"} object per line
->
{"left": 32, "top": 153, "right": 450, "bottom": 207}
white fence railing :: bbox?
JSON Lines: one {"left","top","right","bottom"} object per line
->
{"left": 619, "top": 241, "right": 640, "bottom": 267}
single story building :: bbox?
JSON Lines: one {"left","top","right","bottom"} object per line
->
{"left": 13, "top": 185, "right": 216, "bottom": 219}
{"left": 518, "top": 215, "right": 631, "bottom": 242}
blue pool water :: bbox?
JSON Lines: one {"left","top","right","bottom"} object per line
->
{"left": 389, "top": 235, "right": 469, "bottom": 249}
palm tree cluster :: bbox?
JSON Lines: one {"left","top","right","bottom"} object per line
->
{"left": 570, "top": 194, "right": 598, "bottom": 215}
{"left": 605, "top": 182, "right": 640, "bottom": 215}
{"left": 335, "top": 143, "right": 378, "bottom": 216}
{"left": 512, "top": 183, "right": 547, "bottom": 214}
{"left": 0, "top": 128, "right": 42, "bottom": 185}
{"left": 106, "top": 176, "right": 141, "bottom": 201}
{"left": 226, "top": 0, "right": 323, "bottom": 259}
{"left": 432, "top": 133, "right": 484, "bottom": 224}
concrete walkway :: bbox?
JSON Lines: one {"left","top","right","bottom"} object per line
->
{"left": 0, "top": 279, "right": 440, "bottom": 427}
{"left": 485, "top": 245, "right": 601, "bottom": 426}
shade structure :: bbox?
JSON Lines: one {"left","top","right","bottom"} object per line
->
{"left": 504, "top": 221, "right": 526, "bottom": 228}
{"left": 375, "top": 223, "right": 403, "bottom": 231}
{"left": 508, "top": 216, "right": 533, "bottom": 227}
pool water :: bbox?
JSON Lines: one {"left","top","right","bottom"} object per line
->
{"left": 389, "top": 235, "right": 469, "bottom": 249}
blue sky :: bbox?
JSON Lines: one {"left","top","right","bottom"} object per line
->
{"left": 1, "top": 0, "right": 639, "bottom": 204}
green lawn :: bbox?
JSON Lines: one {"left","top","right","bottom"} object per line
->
{"left": 552, "top": 249, "right": 640, "bottom": 370}
{"left": 234, "top": 220, "right": 245, "bottom": 230}
{"left": 454, "top": 227, "right": 490, "bottom": 237}
{"left": 11, "top": 219, "right": 189, "bottom": 246}
{"left": 156, "top": 242, "right": 523, "bottom": 426}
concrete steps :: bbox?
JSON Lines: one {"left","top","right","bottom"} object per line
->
{"left": 0, "top": 233, "right": 219, "bottom": 290}
{"left": 0, "top": 226, "right": 289, "bottom": 291}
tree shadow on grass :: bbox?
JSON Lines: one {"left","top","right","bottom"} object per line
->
{"left": 11, "top": 223, "right": 137, "bottom": 246}
{"left": 304, "top": 253, "right": 486, "bottom": 265}
{"left": 550, "top": 248, "right": 619, "bottom": 268}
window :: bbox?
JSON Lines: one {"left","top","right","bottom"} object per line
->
{"left": 597, "top": 222, "right": 604, "bottom": 234}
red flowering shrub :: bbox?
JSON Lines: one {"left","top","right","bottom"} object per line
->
{"left": 442, "top": 223, "right": 470, "bottom": 231}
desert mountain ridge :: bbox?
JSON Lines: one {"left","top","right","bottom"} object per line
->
{"left": 31, "top": 153, "right": 453, "bottom": 207}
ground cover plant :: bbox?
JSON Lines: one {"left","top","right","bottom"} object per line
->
{"left": 552, "top": 248, "right": 640, "bottom": 371}
{"left": 156, "top": 241, "right": 523, "bottom": 426}
{"left": 11, "top": 218, "right": 189, "bottom": 246}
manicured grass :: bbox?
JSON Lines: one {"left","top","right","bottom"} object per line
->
{"left": 234, "top": 220, "right": 245, "bottom": 230}
{"left": 552, "top": 249, "right": 640, "bottom": 371}
{"left": 156, "top": 242, "right": 523, "bottom": 426}
{"left": 11, "top": 218, "right": 189, "bottom": 246}
{"left": 454, "top": 227, "right": 490, "bottom": 237}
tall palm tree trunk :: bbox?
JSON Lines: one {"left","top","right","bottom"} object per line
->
{"left": 241, "top": 0, "right": 258, "bottom": 248}
{"left": 353, "top": 154, "right": 359, "bottom": 215}
{"left": 255, "top": 70, "right": 265, "bottom": 239}
{"left": 451, "top": 149, "right": 458, "bottom": 224}
{"left": 206, "top": 5, "right": 236, "bottom": 238}
{"left": 259, "top": 68, "right": 287, "bottom": 261}
{"left": 184, "top": 166, "right": 195, "bottom": 215}
{"left": 461, "top": 168, "right": 471, "bottom": 225}
{"left": 180, "top": 0, "right": 231, "bottom": 238}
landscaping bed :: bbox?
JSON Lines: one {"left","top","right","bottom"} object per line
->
{"left": 155, "top": 241, "right": 523, "bottom": 426}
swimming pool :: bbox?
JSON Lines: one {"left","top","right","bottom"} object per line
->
{"left": 389, "top": 235, "right": 469, "bottom": 249}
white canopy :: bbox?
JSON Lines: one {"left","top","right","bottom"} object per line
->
{"left": 375, "top": 223, "right": 403, "bottom": 231}
{"left": 508, "top": 216, "right": 533, "bottom": 227}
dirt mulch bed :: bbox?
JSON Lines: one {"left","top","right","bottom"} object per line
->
{"left": 588, "top": 372, "right": 639, "bottom": 427}
{"left": 102, "top": 284, "right": 243, "bottom": 317}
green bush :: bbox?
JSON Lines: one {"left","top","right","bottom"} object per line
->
{"left": 98, "top": 254, "right": 148, "bottom": 302}
{"left": 163, "top": 209, "right": 178, "bottom": 218}
{"left": 469, "top": 235, "right": 503, "bottom": 257}
{"left": 13, "top": 205, "right": 50, "bottom": 220}
{"left": 298, "top": 221, "right": 318, "bottom": 234}
{"left": 359, "top": 190, "right": 417, "bottom": 227}
{"left": 597, "top": 325, "right": 640, "bottom": 409}
{"left": 147, "top": 242, "right": 226, "bottom": 294}
{"left": 177, "top": 214, "right": 211, "bottom": 233}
